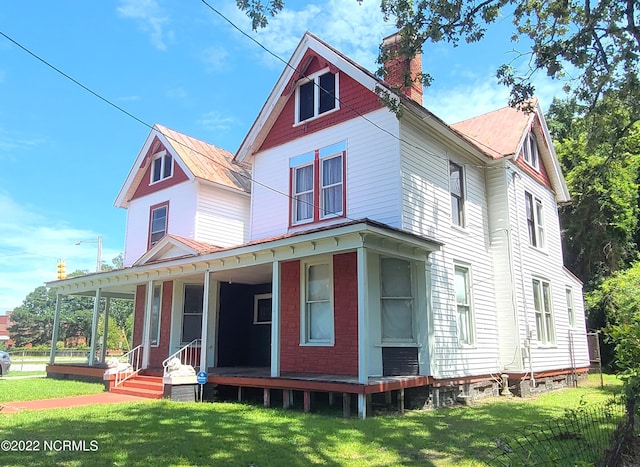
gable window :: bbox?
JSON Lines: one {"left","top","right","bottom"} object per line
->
{"left": 301, "top": 259, "right": 334, "bottom": 345}
{"left": 150, "top": 284, "right": 162, "bottom": 346}
{"left": 380, "top": 257, "right": 414, "bottom": 342}
{"left": 182, "top": 284, "right": 203, "bottom": 344}
{"left": 566, "top": 288, "right": 575, "bottom": 327}
{"left": 290, "top": 141, "right": 346, "bottom": 226}
{"left": 149, "top": 202, "right": 169, "bottom": 248}
{"left": 522, "top": 133, "right": 540, "bottom": 170}
{"left": 533, "top": 278, "right": 555, "bottom": 344}
{"left": 296, "top": 70, "right": 338, "bottom": 124}
{"left": 454, "top": 265, "right": 474, "bottom": 345}
{"left": 151, "top": 151, "right": 173, "bottom": 183}
{"left": 449, "top": 161, "right": 465, "bottom": 227}
{"left": 254, "top": 293, "right": 272, "bottom": 324}
{"left": 525, "top": 192, "right": 544, "bottom": 248}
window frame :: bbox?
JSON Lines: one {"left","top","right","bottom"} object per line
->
{"left": 522, "top": 133, "right": 540, "bottom": 171}
{"left": 181, "top": 284, "right": 203, "bottom": 345}
{"left": 566, "top": 288, "right": 575, "bottom": 328}
{"left": 294, "top": 68, "right": 339, "bottom": 125}
{"left": 449, "top": 161, "right": 465, "bottom": 227}
{"left": 150, "top": 284, "right": 162, "bottom": 347}
{"left": 380, "top": 256, "right": 416, "bottom": 344}
{"left": 454, "top": 264, "right": 475, "bottom": 346}
{"left": 524, "top": 191, "right": 545, "bottom": 249}
{"left": 532, "top": 278, "right": 555, "bottom": 345}
{"left": 253, "top": 293, "right": 273, "bottom": 325}
{"left": 289, "top": 142, "right": 346, "bottom": 227}
{"left": 150, "top": 150, "right": 174, "bottom": 184}
{"left": 148, "top": 201, "right": 169, "bottom": 249}
{"left": 300, "top": 257, "right": 334, "bottom": 346}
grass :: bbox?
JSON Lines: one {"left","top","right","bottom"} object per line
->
{"left": 0, "top": 374, "right": 623, "bottom": 467}
{"left": 1, "top": 371, "right": 46, "bottom": 378}
{"left": 0, "top": 378, "right": 105, "bottom": 403}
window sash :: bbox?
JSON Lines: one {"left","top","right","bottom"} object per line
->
{"left": 318, "top": 72, "right": 336, "bottom": 114}
{"left": 304, "top": 263, "right": 333, "bottom": 343}
{"left": 182, "top": 285, "right": 203, "bottom": 344}
{"left": 293, "top": 164, "right": 314, "bottom": 222}
{"left": 523, "top": 133, "right": 539, "bottom": 170}
{"left": 525, "top": 192, "right": 544, "bottom": 248}
{"left": 566, "top": 288, "right": 575, "bottom": 327}
{"left": 380, "top": 257, "right": 414, "bottom": 341}
{"left": 455, "top": 266, "right": 473, "bottom": 345}
{"left": 321, "top": 155, "right": 343, "bottom": 217}
{"left": 297, "top": 71, "right": 336, "bottom": 123}
{"left": 533, "top": 279, "right": 554, "bottom": 344}
{"left": 449, "top": 162, "right": 464, "bottom": 226}
{"left": 151, "top": 153, "right": 172, "bottom": 183}
{"left": 150, "top": 205, "right": 167, "bottom": 246}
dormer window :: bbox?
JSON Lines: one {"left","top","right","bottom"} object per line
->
{"left": 151, "top": 151, "right": 173, "bottom": 183}
{"left": 296, "top": 70, "right": 338, "bottom": 124}
{"left": 522, "top": 133, "right": 539, "bottom": 171}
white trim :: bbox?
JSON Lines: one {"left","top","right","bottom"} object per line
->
{"left": 253, "top": 293, "right": 273, "bottom": 324}
{"left": 300, "top": 255, "right": 335, "bottom": 346}
{"left": 271, "top": 261, "right": 281, "bottom": 377}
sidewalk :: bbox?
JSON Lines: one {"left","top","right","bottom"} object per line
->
{"left": 0, "top": 392, "right": 153, "bottom": 414}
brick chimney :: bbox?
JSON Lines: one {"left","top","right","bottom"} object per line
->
{"left": 381, "top": 32, "right": 423, "bottom": 106}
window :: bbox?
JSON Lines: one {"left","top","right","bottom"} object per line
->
{"left": 380, "top": 257, "right": 414, "bottom": 342}
{"left": 566, "top": 288, "right": 575, "bottom": 327}
{"left": 302, "top": 260, "right": 333, "bottom": 344}
{"left": 149, "top": 203, "right": 168, "bottom": 248}
{"left": 296, "top": 70, "right": 338, "bottom": 123}
{"left": 522, "top": 133, "right": 539, "bottom": 170}
{"left": 151, "top": 151, "right": 173, "bottom": 183}
{"left": 454, "top": 265, "right": 474, "bottom": 345}
{"left": 181, "top": 284, "right": 203, "bottom": 344}
{"left": 532, "top": 278, "right": 554, "bottom": 344}
{"left": 254, "top": 293, "right": 272, "bottom": 324}
{"left": 525, "top": 192, "right": 544, "bottom": 248}
{"left": 290, "top": 141, "right": 346, "bottom": 225}
{"left": 150, "top": 284, "right": 162, "bottom": 346}
{"left": 449, "top": 162, "right": 465, "bottom": 226}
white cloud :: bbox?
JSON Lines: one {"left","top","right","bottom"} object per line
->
{"left": 0, "top": 191, "right": 120, "bottom": 312}
{"left": 117, "top": 0, "right": 173, "bottom": 51}
{"left": 200, "top": 45, "right": 230, "bottom": 73}
{"left": 197, "top": 110, "right": 239, "bottom": 135}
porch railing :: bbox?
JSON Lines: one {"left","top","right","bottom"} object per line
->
{"left": 162, "top": 339, "right": 201, "bottom": 376}
{"left": 114, "top": 345, "right": 143, "bottom": 388}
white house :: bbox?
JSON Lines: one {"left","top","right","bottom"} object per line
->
{"left": 46, "top": 32, "right": 589, "bottom": 417}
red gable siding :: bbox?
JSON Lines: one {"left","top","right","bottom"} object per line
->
{"left": 279, "top": 252, "right": 358, "bottom": 376}
{"left": 131, "top": 139, "right": 190, "bottom": 201}
{"left": 260, "top": 53, "right": 383, "bottom": 152}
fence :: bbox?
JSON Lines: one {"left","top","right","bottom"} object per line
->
{"left": 490, "top": 397, "right": 626, "bottom": 466}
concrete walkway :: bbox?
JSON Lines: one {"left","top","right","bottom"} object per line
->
{"left": 0, "top": 392, "right": 153, "bottom": 414}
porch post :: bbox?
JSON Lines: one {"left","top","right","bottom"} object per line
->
{"left": 142, "top": 280, "right": 154, "bottom": 369}
{"left": 270, "top": 260, "right": 281, "bottom": 377}
{"left": 99, "top": 297, "right": 111, "bottom": 363}
{"left": 357, "top": 246, "right": 369, "bottom": 419}
{"left": 49, "top": 293, "right": 62, "bottom": 365}
{"left": 199, "top": 271, "right": 210, "bottom": 372}
{"left": 88, "top": 288, "right": 102, "bottom": 366}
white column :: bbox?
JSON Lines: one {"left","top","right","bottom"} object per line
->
{"left": 270, "top": 261, "right": 281, "bottom": 377}
{"left": 88, "top": 288, "right": 102, "bottom": 366}
{"left": 49, "top": 293, "right": 62, "bottom": 365}
{"left": 199, "top": 272, "right": 210, "bottom": 372}
{"left": 357, "top": 247, "right": 369, "bottom": 419}
{"left": 142, "top": 281, "right": 154, "bottom": 369}
{"left": 100, "top": 297, "right": 111, "bottom": 363}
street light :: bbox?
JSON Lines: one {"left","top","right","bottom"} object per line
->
{"left": 75, "top": 235, "right": 103, "bottom": 272}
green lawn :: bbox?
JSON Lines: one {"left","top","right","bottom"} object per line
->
{"left": 0, "top": 378, "right": 105, "bottom": 403}
{"left": 0, "top": 374, "right": 623, "bottom": 467}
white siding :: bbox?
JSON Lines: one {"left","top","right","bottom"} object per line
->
{"left": 123, "top": 182, "right": 198, "bottom": 266}
{"left": 507, "top": 163, "right": 590, "bottom": 371}
{"left": 249, "top": 109, "right": 402, "bottom": 241}
{"left": 196, "top": 184, "right": 250, "bottom": 247}
{"left": 399, "top": 117, "right": 500, "bottom": 379}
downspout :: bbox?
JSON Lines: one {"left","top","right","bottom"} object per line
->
{"left": 511, "top": 169, "right": 536, "bottom": 387}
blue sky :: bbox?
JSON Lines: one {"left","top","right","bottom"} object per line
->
{"left": 0, "top": 0, "right": 565, "bottom": 312}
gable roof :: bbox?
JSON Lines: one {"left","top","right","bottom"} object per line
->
{"left": 133, "top": 234, "right": 221, "bottom": 266}
{"left": 115, "top": 124, "right": 251, "bottom": 208}
{"left": 452, "top": 100, "right": 570, "bottom": 202}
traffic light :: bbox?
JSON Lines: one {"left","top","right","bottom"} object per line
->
{"left": 56, "top": 260, "right": 66, "bottom": 280}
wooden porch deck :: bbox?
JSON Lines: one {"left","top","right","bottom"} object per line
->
{"left": 206, "top": 366, "right": 433, "bottom": 395}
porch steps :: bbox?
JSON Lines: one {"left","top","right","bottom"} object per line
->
{"left": 110, "top": 375, "right": 164, "bottom": 399}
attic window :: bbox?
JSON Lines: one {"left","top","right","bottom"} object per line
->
{"left": 151, "top": 151, "right": 173, "bottom": 183}
{"left": 522, "top": 133, "right": 539, "bottom": 171}
{"left": 296, "top": 70, "right": 338, "bottom": 124}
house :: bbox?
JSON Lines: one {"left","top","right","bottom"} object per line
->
{"left": 0, "top": 312, "right": 13, "bottom": 348}
{"left": 46, "top": 32, "right": 589, "bottom": 417}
